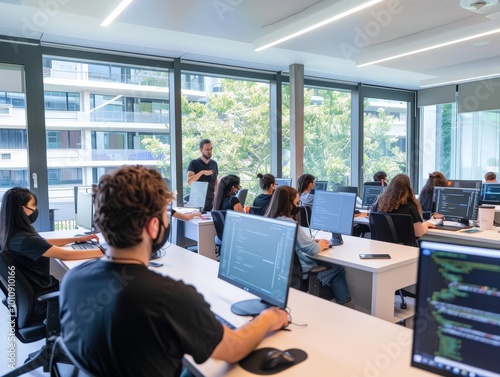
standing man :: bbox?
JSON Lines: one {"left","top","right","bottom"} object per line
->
{"left": 187, "top": 139, "right": 218, "bottom": 211}
{"left": 59, "top": 165, "right": 288, "bottom": 377}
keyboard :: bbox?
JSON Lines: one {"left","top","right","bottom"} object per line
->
{"left": 434, "top": 225, "right": 462, "bottom": 231}
{"left": 71, "top": 242, "right": 101, "bottom": 250}
{"left": 214, "top": 313, "right": 235, "bottom": 329}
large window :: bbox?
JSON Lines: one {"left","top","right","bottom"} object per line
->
{"left": 43, "top": 55, "right": 170, "bottom": 225}
{"left": 363, "top": 98, "right": 409, "bottom": 183}
{"left": 180, "top": 74, "right": 271, "bottom": 204}
{"left": 420, "top": 103, "right": 500, "bottom": 189}
{"left": 303, "top": 87, "right": 352, "bottom": 186}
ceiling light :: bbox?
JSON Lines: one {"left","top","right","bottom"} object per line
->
{"left": 254, "top": 0, "right": 383, "bottom": 52}
{"left": 357, "top": 27, "right": 500, "bottom": 67}
{"left": 100, "top": 0, "right": 133, "bottom": 27}
{"left": 420, "top": 70, "right": 500, "bottom": 88}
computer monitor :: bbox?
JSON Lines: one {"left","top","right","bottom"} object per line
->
{"left": 75, "top": 190, "right": 95, "bottom": 231}
{"left": 411, "top": 239, "right": 500, "bottom": 377}
{"left": 480, "top": 183, "right": 500, "bottom": 205}
{"left": 332, "top": 185, "right": 358, "bottom": 197}
{"left": 275, "top": 178, "right": 292, "bottom": 187}
{"left": 447, "top": 179, "right": 482, "bottom": 189}
{"left": 314, "top": 180, "right": 328, "bottom": 191}
{"left": 362, "top": 185, "right": 385, "bottom": 208}
{"left": 188, "top": 181, "right": 208, "bottom": 210}
{"left": 433, "top": 187, "right": 480, "bottom": 225}
{"left": 309, "top": 191, "right": 356, "bottom": 246}
{"left": 218, "top": 211, "right": 297, "bottom": 316}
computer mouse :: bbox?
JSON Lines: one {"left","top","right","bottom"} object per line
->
{"left": 259, "top": 350, "right": 295, "bottom": 371}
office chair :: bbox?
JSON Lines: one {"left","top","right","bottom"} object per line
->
{"left": 299, "top": 206, "right": 312, "bottom": 228}
{"left": 211, "top": 210, "right": 226, "bottom": 259}
{"left": 290, "top": 252, "right": 333, "bottom": 300}
{"left": 247, "top": 206, "right": 261, "bottom": 215}
{"left": 368, "top": 212, "right": 417, "bottom": 310}
{"left": 0, "top": 251, "right": 60, "bottom": 377}
{"left": 49, "top": 336, "right": 94, "bottom": 377}
{"left": 235, "top": 189, "right": 248, "bottom": 207}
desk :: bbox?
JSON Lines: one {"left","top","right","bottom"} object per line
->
{"left": 427, "top": 225, "right": 500, "bottom": 246}
{"left": 306, "top": 229, "right": 419, "bottom": 323}
{"left": 172, "top": 217, "right": 217, "bottom": 260}
{"left": 55, "top": 242, "right": 432, "bottom": 377}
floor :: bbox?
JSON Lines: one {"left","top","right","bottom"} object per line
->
{"left": 0, "top": 309, "right": 49, "bottom": 376}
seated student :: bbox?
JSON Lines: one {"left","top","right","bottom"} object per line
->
{"left": 60, "top": 165, "right": 288, "bottom": 377}
{"left": 372, "top": 171, "right": 388, "bottom": 186}
{"left": 264, "top": 185, "right": 351, "bottom": 304}
{"left": 251, "top": 173, "right": 276, "bottom": 215}
{"left": 484, "top": 171, "right": 497, "bottom": 183}
{"left": 371, "top": 174, "right": 435, "bottom": 238}
{"left": 0, "top": 187, "right": 102, "bottom": 322}
{"left": 213, "top": 174, "right": 245, "bottom": 212}
{"left": 297, "top": 173, "right": 316, "bottom": 207}
{"left": 418, "top": 171, "right": 447, "bottom": 219}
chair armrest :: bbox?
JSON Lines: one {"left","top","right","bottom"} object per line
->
{"left": 37, "top": 291, "right": 60, "bottom": 302}
{"left": 308, "top": 265, "right": 327, "bottom": 276}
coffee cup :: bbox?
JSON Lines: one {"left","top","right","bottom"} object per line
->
{"left": 477, "top": 205, "right": 495, "bottom": 230}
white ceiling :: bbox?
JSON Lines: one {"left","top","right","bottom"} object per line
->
{"left": 1, "top": 0, "right": 500, "bottom": 89}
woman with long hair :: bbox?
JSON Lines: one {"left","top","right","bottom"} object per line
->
{"left": 0, "top": 187, "right": 102, "bottom": 321}
{"left": 418, "top": 171, "right": 447, "bottom": 219}
{"left": 297, "top": 173, "right": 316, "bottom": 207}
{"left": 252, "top": 173, "right": 276, "bottom": 215}
{"left": 265, "top": 185, "right": 351, "bottom": 304}
{"left": 372, "top": 174, "right": 435, "bottom": 237}
{"left": 212, "top": 174, "right": 244, "bottom": 212}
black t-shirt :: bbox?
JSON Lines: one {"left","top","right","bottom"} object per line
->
{"left": 418, "top": 190, "right": 433, "bottom": 218}
{"left": 221, "top": 195, "right": 240, "bottom": 211}
{"left": 187, "top": 158, "right": 218, "bottom": 211}
{"left": 372, "top": 201, "right": 422, "bottom": 223}
{"left": 6, "top": 231, "right": 57, "bottom": 296}
{"left": 60, "top": 259, "right": 224, "bottom": 377}
{"left": 252, "top": 194, "right": 272, "bottom": 215}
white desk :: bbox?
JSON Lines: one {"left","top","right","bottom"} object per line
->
{"left": 427, "top": 225, "right": 500, "bottom": 246}
{"left": 164, "top": 245, "right": 436, "bottom": 376}
{"left": 306, "top": 229, "right": 419, "bottom": 323}
{"left": 172, "top": 217, "right": 217, "bottom": 260}
{"left": 57, "top": 243, "right": 430, "bottom": 376}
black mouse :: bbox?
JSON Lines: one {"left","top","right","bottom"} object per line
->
{"left": 259, "top": 350, "right": 295, "bottom": 371}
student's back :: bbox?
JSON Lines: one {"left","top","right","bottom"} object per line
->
{"left": 61, "top": 259, "right": 222, "bottom": 377}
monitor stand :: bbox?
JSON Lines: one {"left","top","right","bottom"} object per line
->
{"left": 329, "top": 233, "right": 344, "bottom": 246}
{"left": 231, "top": 299, "right": 271, "bottom": 316}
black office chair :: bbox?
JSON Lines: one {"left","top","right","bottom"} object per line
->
{"left": 369, "top": 212, "right": 417, "bottom": 247}
{"left": 211, "top": 210, "right": 226, "bottom": 259}
{"left": 368, "top": 212, "right": 417, "bottom": 310}
{"left": 247, "top": 206, "right": 262, "bottom": 215}
{"left": 49, "top": 336, "right": 94, "bottom": 377}
{"left": 290, "top": 252, "right": 333, "bottom": 300}
{"left": 0, "top": 251, "right": 60, "bottom": 377}
{"left": 236, "top": 189, "right": 248, "bottom": 207}
{"left": 299, "top": 206, "right": 312, "bottom": 228}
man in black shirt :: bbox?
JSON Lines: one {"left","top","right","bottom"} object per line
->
{"left": 60, "top": 165, "right": 288, "bottom": 377}
{"left": 187, "top": 139, "right": 218, "bottom": 211}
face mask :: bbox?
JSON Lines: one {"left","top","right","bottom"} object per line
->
{"left": 151, "top": 218, "right": 169, "bottom": 257}
{"left": 291, "top": 205, "right": 300, "bottom": 216}
{"left": 25, "top": 207, "right": 39, "bottom": 223}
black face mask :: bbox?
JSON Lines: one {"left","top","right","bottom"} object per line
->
{"left": 291, "top": 205, "right": 300, "bottom": 216}
{"left": 151, "top": 218, "right": 169, "bottom": 258}
{"left": 25, "top": 206, "right": 39, "bottom": 223}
